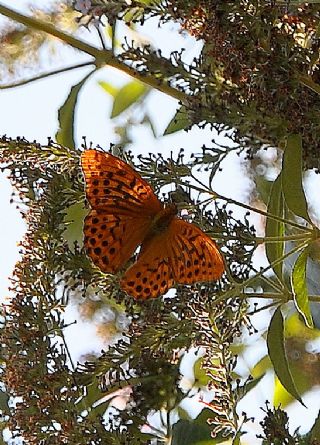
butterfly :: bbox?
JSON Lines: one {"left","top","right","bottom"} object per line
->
{"left": 81, "top": 149, "right": 225, "bottom": 300}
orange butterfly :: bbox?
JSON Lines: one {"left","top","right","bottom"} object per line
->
{"left": 81, "top": 150, "right": 224, "bottom": 299}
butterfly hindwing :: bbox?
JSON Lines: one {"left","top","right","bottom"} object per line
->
{"left": 168, "top": 219, "right": 225, "bottom": 284}
{"left": 120, "top": 218, "right": 224, "bottom": 299}
{"left": 121, "top": 257, "right": 174, "bottom": 300}
{"left": 84, "top": 210, "right": 152, "bottom": 273}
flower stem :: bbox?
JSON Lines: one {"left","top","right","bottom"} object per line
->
{"left": 0, "top": 61, "right": 94, "bottom": 89}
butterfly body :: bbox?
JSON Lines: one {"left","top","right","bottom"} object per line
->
{"left": 81, "top": 150, "right": 224, "bottom": 299}
{"left": 142, "top": 203, "right": 177, "bottom": 240}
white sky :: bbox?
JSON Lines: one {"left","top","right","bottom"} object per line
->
{"left": 1, "top": 1, "right": 320, "bottom": 443}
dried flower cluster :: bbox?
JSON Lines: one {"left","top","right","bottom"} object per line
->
{"left": 75, "top": 1, "right": 320, "bottom": 170}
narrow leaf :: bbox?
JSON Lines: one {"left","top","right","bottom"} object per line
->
{"left": 299, "top": 74, "right": 320, "bottom": 95}
{"left": 265, "top": 173, "right": 284, "bottom": 281}
{"left": 282, "top": 134, "right": 311, "bottom": 222}
{"left": 63, "top": 202, "right": 88, "bottom": 248}
{"left": 164, "top": 105, "right": 192, "bottom": 135}
{"left": 0, "top": 389, "right": 9, "bottom": 414}
{"left": 291, "top": 247, "right": 314, "bottom": 328}
{"left": 193, "top": 357, "right": 210, "bottom": 387}
{"left": 98, "top": 80, "right": 118, "bottom": 98}
{"left": 111, "top": 80, "right": 147, "bottom": 118}
{"left": 232, "top": 431, "right": 242, "bottom": 445}
{"left": 250, "top": 355, "right": 272, "bottom": 379}
{"left": 56, "top": 71, "right": 94, "bottom": 149}
{"left": 267, "top": 307, "right": 304, "bottom": 405}
{"left": 142, "top": 113, "right": 157, "bottom": 138}
{"left": 237, "top": 375, "right": 264, "bottom": 401}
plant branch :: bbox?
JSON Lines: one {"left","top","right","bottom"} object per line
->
{"left": 256, "top": 233, "right": 313, "bottom": 244}
{"left": 214, "top": 233, "right": 311, "bottom": 243}
{"left": 178, "top": 175, "right": 312, "bottom": 233}
{"left": 244, "top": 292, "right": 320, "bottom": 302}
{"left": 0, "top": 3, "right": 186, "bottom": 102}
{"left": 215, "top": 240, "right": 310, "bottom": 304}
{"left": 0, "top": 61, "right": 95, "bottom": 89}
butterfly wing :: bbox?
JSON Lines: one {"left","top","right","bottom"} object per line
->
{"left": 120, "top": 218, "right": 224, "bottom": 299}
{"left": 81, "top": 150, "right": 162, "bottom": 216}
{"left": 84, "top": 210, "right": 152, "bottom": 273}
{"left": 168, "top": 218, "right": 224, "bottom": 284}
{"left": 81, "top": 150, "right": 163, "bottom": 272}
{"left": 120, "top": 230, "right": 175, "bottom": 300}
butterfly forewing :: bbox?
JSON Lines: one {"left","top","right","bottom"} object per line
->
{"left": 81, "top": 150, "right": 163, "bottom": 274}
{"left": 81, "top": 150, "right": 162, "bottom": 216}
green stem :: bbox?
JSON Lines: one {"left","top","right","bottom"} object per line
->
{"left": 256, "top": 233, "right": 313, "bottom": 244}
{"left": 256, "top": 273, "right": 284, "bottom": 293}
{"left": 0, "top": 61, "right": 94, "bottom": 89}
{"left": 243, "top": 292, "right": 320, "bottom": 302}
{"left": 214, "top": 240, "right": 310, "bottom": 304}
{"left": 215, "top": 191, "right": 313, "bottom": 232}
{"left": 213, "top": 233, "right": 311, "bottom": 244}
{"left": 0, "top": 3, "right": 186, "bottom": 102}
{"left": 253, "top": 239, "right": 309, "bottom": 284}
{"left": 241, "top": 292, "right": 283, "bottom": 299}
{"left": 248, "top": 300, "right": 279, "bottom": 315}
{"left": 179, "top": 174, "right": 312, "bottom": 233}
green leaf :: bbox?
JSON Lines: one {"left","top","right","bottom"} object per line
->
{"left": 267, "top": 307, "right": 304, "bottom": 405}
{"left": 63, "top": 202, "right": 88, "bottom": 248}
{"left": 285, "top": 312, "right": 319, "bottom": 340}
{"left": 273, "top": 345, "right": 315, "bottom": 408}
{"left": 171, "top": 418, "right": 217, "bottom": 445}
{"left": 291, "top": 247, "right": 314, "bottom": 328}
{"left": 77, "top": 380, "right": 114, "bottom": 417}
{"left": 177, "top": 406, "right": 192, "bottom": 421}
{"left": 111, "top": 80, "right": 147, "bottom": 118}
{"left": 56, "top": 71, "right": 94, "bottom": 149}
{"left": 232, "top": 430, "right": 242, "bottom": 445}
{"left": 250, "top": 355, "right": 272, "bottom": 379}
{"left": 299, "top": 74, "right": 320, "bottom": 95}
{"left": 193, "top": 357, "right": 210, "bottom": 387}
{"left": 0, "top": 389, "right": 9, "bottom": 414}
{"left": 98, "top": 80, "right": 118, "bottom": 98}
{"left": 137, "top": 0, "right": 162, "bottom": 5}
{"left": 142, "top": 113, "right": 157, "bottom": 138}
{"left": 282, "top": 134, "right": 311, "bottom": 223}
{"left": 255, "top": 175, "right": 273, "bottom": 205}
{"left": 172, "top": 409, "right": 233, "bottom": 444}
{"left": 265, "top": 174, "right": 284, "bottom": 281}
{"left": 164, "top": 105, "right": 192, "bottom": 135}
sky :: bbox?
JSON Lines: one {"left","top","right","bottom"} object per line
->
{"left": 1, "top": 1, "right": 320, "bottom": 443}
